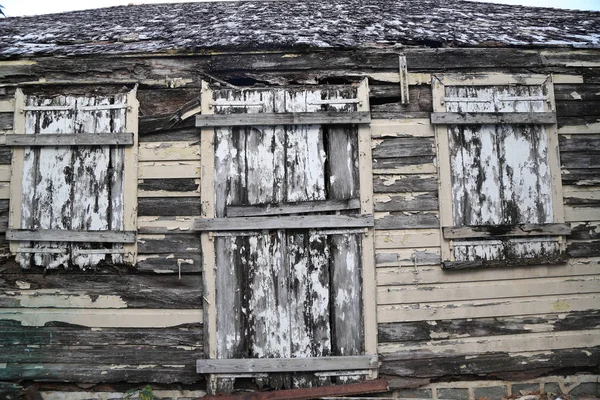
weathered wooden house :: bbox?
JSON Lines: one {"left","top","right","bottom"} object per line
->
{"left": 0, "top": 0, "right": 599, "bottom": 398}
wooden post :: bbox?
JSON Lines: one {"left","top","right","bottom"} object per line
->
{"left": 356, "top": 78, "right": 378, "bottom": 378}
{"left": 399, "top": 55, "right": 410, "bottom": 105}
{"left": 123, "top": 87, "right": 139, "bottom": 264}
{"left": 199, "top": 80, "right": 218, "bottom": 394}
{"left": 8, "top": 89, "right": 25, "bottom": 253}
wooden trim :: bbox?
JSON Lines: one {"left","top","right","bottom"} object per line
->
{"left": 443, "top": 223, "right": 572, "bottom": 239}
{"left": 357, "top": 78, "right": 378, "bottom": 375}
{"left": 431, "top": 76, "right": 453, "bottom": 263}
{"left": 431, "top": 112, "right": 556, "bottom": 125}
{"left": 196, "top": 111, "right": 371, "bottom": 127}
{"left": 226, "top": 198, "right": 360, "bottom": 217}
{"left": 8, "top": 89, "right": 25, "bottom": 253}
{"left": 6, "top": 133, "right": 134, "bottom": 146}
{"left": 398, "top": 55, "right": 409, "bottom": 105}
{"left": 436, "top": 73, "right": 552, "bottom": 86}
{"left": 123, "top": 88, "right": 139, "bottom": 264}
{"left": 6, "top": 229, "right": 136, "bottom": 243}
{"left": 442, "top": 253, "right": 568, "bottom": 270}
{"left": 196, "top": 355, "right": 379, "bottom": 374}
{"left": 200, "top": 81, "right": 217, "bottom": 362}
{"left": 195, "top": 215, "right": 374, "bottom": 231}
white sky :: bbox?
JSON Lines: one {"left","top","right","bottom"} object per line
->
{"left": 0, "top": 0, "right": 599, "bottom": 17}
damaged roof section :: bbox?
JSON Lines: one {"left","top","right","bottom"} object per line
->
{"left": 0, "top": 0, "right": 599, "bottom": 57}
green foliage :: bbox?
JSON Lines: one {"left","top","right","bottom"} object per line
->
{"left": 124, "top": 385, "right": 157, "bottom": 400}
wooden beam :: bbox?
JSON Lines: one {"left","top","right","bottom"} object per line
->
{"left": 196, "top": 355, "right": 378, "bottom": 374}
{"left": 200, "top": 379, "right": 388, "bottom": 400}
{"left": 431, "top": 112, "right": 556, "bottom": 125}
{"left": 6, "top": 229, "right": 136, "bottom": 243}
{"left": 195, "top": 215, "right": 374, "bottom": 231}
{"left": 6, "top": 133, "right": 134, "bottom": 146}
{"left": 196, "top": 111, "right": 371, "bottom": 127}
{"left": 442, "top": 254, "right": 568, "bottom": 270}
{"left": 226, "top": 198, "right": 360, "bottom": 217}
{"left": 398, "top": 55, "right": 409, "bottom": 105}
{"left": 443, "top": 223, "right": 572, "bottom": 239}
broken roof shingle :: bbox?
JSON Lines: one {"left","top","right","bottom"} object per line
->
{"left": 0, "top": 0, "right": 599, "bottom": 57}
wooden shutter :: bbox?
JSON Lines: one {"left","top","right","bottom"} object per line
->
{"left": 8, "top": 89, "right": 138, "bottom": 269}
{"left": 432, "top": 75, "right": 568, "bottom": 269}
{"left": 196, "top": 81, "right": 377, "bottom": 391}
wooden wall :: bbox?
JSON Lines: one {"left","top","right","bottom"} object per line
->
{"left": 0, "top": 47, "right": 599, "bottom": 389}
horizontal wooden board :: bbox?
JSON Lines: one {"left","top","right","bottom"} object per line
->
{"left": 443, "top": 223, "right": 571, "bottom": 239}
{"left": 561, "top": 153, "right": 600, "bottom": 169}
{"left": 137, "top": 216, "right": 197, "bottom": 233}
{"left": 557, "top": 120, "right": 600, "bottom": 134}
{"left": 374, "top": 193, "right": 438, "bottom": 212}
{"left": 376, "top": 248, "right": 441, "bottom": 267}
{"left": 380, "top": 346, "right": 600, "bottom": 379}
{"left": 6, "top": 229, "right": 136, "bottom": 243}
{"left": 138, "top": 161, "right": 200, "bottom": 179}
{"left": 0, "top": 164, "right": 11, "bottom": 181}
{"left": 0, "top": 308, "right": 203, "bottom": 327}
{"left": 196, "top": 111, "right": 371, "bottom": 127}
{"left": 375, "top": 229, "right": 441, "bottom": 249}
{"left": 377, "top": 276, "right": 600, "bottom": 305}
{"left": 138, "top": 178, "right": 200, "bottom": 197}
{"left": 370, "top": 119, "right": 434, "bottom": 138}
{"left": 196, "top": 355, "right": 378, "bottom": 373}
{"left": 372, "top": 137, "right": 434, "bottom": 158}
{"left": 565, "top": 206, "right": 600, "bottom": 222}
{"left": 378, "top": 310, "right": 600, "bottom": 343}
{"left": 1, "top": 344, "right": 202, "bottom": 365}
{"left": 5, "top": 133, "right": 134, "bottom": 146}
{"left": 373, "top": 158, "right": 437, "bottom": 175}
{"left": 0, "top": 363, "right": 200, "bottom": 384}
{"left": 377, "top": 293, "right": 600, "bottom": 323}
{"left": 0, "top": 112, "right": 13, "bottom": 131}
{"left": 136, "top": 252, "right": 202, "bottom": 274}
{"left": 557, "top": 101, "right": 600, "bottom": 118}
{"left": 138, "top": 197, "right": 202, "bottom": 216}
{"left": 375, "top": 212, "right": 439, "bottom": 230}
{"left": 0, "top": 320, "right": 203, "bottom": 346}
{"left": 139, "top": 127, "right": 199, "bottom": 142}
{"left": 443, "top": 254, "right": 567, "bottom": 270}
{"left": 570, "top": 221, "right": 600, "bottom": 240}
{"left": 227, "top": 198, "right": 360, "bottom": 217}
{"left": 379, "top": 329, "right": 600, "bottom": 359}
{"left": 139, "top": 141, "right": 201, "bottom": 162}
{"left": 559, "top": 134, "right": 600, "bottom": 152}
{"left": 373, "top": 175, "right": 438, "bottom": 193}
{"left": 0, "top": 273, "right": 202, "bottom": 309}
{"left": 0, "top": 147, "right": 12, "bottom": 165}
{"left": 555, "top": 84, "right": 600, "bottom": 101}
{"left": 138, "top": 233, "right": 200, "bottom": 254}
{"left": 195, "top": 215, "right": 373, "bottom": 231}
{"left": 568, "top": 240, "right": 600, "bottom": 258}
{"left": 0, "top": 99, "right": 14, "bottom": 113}
{"left": 431, "top": 112, "right": 556, "bottom": 125}
{"left": 376, "top": 258, "right": 600, "bottom": 286}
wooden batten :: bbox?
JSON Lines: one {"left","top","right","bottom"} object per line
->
{"left": 8, "top": 89, "right": 25, "bottom": 253}
{"left": 6, "top": 229, "right": 136, "bottom": 243}
{"left": 443, "top": 223, "right": 572, "bottom": 239}
{"left": 431, "top": 112, "right": 556, "bottom": 125}
{"left": 195, "top": 215, "right": 374, "bottom": 231}
{"left": 226, "top": 198, "right": 360, "bottom": 217}
{"left": 196, "top": 111, "right": 370, "bottom": 127}
{"left": 6, "top": 133, "right": 135, "bottom": 146}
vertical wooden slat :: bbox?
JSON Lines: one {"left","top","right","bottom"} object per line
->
{"left": 122, "top": 88, "right": 138, "bottom": 264}
{"left": 8, "top": 89, "right": 25, "bottom": 255}
{"left": 399, "top": 55, "right": 410, "bottom": 105}
{"left": 357, "top": 78, "right": 377, "bottom": 373}
{"left": 110, "top": 93, "right": 127, "bottom": 264}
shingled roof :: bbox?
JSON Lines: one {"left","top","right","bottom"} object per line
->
{"left": 0, "top": 0, "right": 599, "bottom": 57}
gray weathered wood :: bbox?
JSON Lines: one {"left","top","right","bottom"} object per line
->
{"left": 443, "top": 223, "right": 572, "bottom": 239}
{"left": 431, "top": 112, "right": 556, "bottom": 125}
{"left": 372, "top": 137, "right": 434, "bottom": 158}
{"left": 442, "top": 254, "right": 567, "bottom": 270}
{"left": 138, "top": 197, "right": 202, "bottom": 216}
{"left": 399, "top": 55, "right": 409, "bottom": 105}
{"left": 226, "top": 198, "right": 360, "bottom": 217}
{"left": 6, "top": 229, "right": 136, "bottom": 243}
{"left": 373, "top": 176, "right": 438, "bottom": 193}
{"left": 196, "top": 111, "right": 370, "bottom": 127}
{"left": 6, "top": 133, "right": 134, "bottom": 146}
{"left": 195, "top": 215, "right": 373, "bottom": 231}
{"left": 375, "top": 214, "right": 439, "bottom": 230}
{"left": 196, "top": 355, "right": 378, "bottom": 373}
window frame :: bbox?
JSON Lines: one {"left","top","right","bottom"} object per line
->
{"left": 7, "top": 88, "right": 139, "bottom": 266}
{"left": 431, "top": 73, "right": 567, "bottom": 268}
{"left": 197, "top": 79, "right": 378, "bottom": 380}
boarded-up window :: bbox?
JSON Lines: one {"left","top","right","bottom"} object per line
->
{"left": 196, "top": 82, "right": 377, "bottom": 390}
{"left": 7, "top": 89, "right": 138, "bottom": 269}
{"left": 432, "top": 75, "right": 569, "bottom": 269}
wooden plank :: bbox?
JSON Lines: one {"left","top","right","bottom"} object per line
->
{"left": 399, "top": 55, "right": 409, "bottom": 105}
{"left": 196, "top": 355, "right": 378, "bottom": 373}
{"left": 431, "top": 112, "right": 556, "bottom": 125}
{"left": 138, "top": 197, "right": 202, "bottom": 216}
{"left": 377, "top": 293, "right": 600, "bottom": 323}
{"left": 0, "top": 99, "right": 14, "bottom": 113}
{"left": 196, "top": 111, "right": 371, "bottom": 127}
{"left": 8, "top": 89, "right": 25, "bottom": 255}
{"left": 377, "top": 276, "right": 600, "bottom": 305}
{"left": 565, "top": 206, "right": 600, "bottom": 222}
{"left": 139, "top": 141, "right": 200, "bottom": 162}
{"left": 375, "top": 213, "right": 439, "bottom": 230}
{"left": 5, "top": 133, "right": 134, "bottom": 146}
{"left": 138, "top": 161, "right": 200, "bottom": 179}
{"left": 6, "top": 229, "right": 136, "bottom": 243}
{"left": 200, "top": 379, "right": 388, "bottom": 400}
{"left": 370, "top": 119, "right": 434, "bottom": 138}
{"left": 443, "top": 223, "right": 571, "bottom": 239}
{"left": 435, "top": 73, "right": 552, "bottom": 86}
{"left": 138, "top": 178, "right": 200, "bottom": 197}
{"left": 374, "top": 229, "right": 441, "bottom": 249}
{"left": 371, "top": 137, "right": 434, "bottom": 158}
{"left": 195, "top": 215, "right": 374, "bottom": 231}
{"left": 0, "top": 308, "right": 203, "bottom": 327}
{"left": 374, "top": 193, "right": 438, "bottom": 212}
{"left": 226, "top": 198, "right": 360, "bottom": 217}
{"left": 376, "top": 258, "right": 600, "bottom": 286}
{"left": 559, "top": 134, "right": 600, "bottom": 153}
{"left": 373, "top": 175, "right": 438, "bottom": 193}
